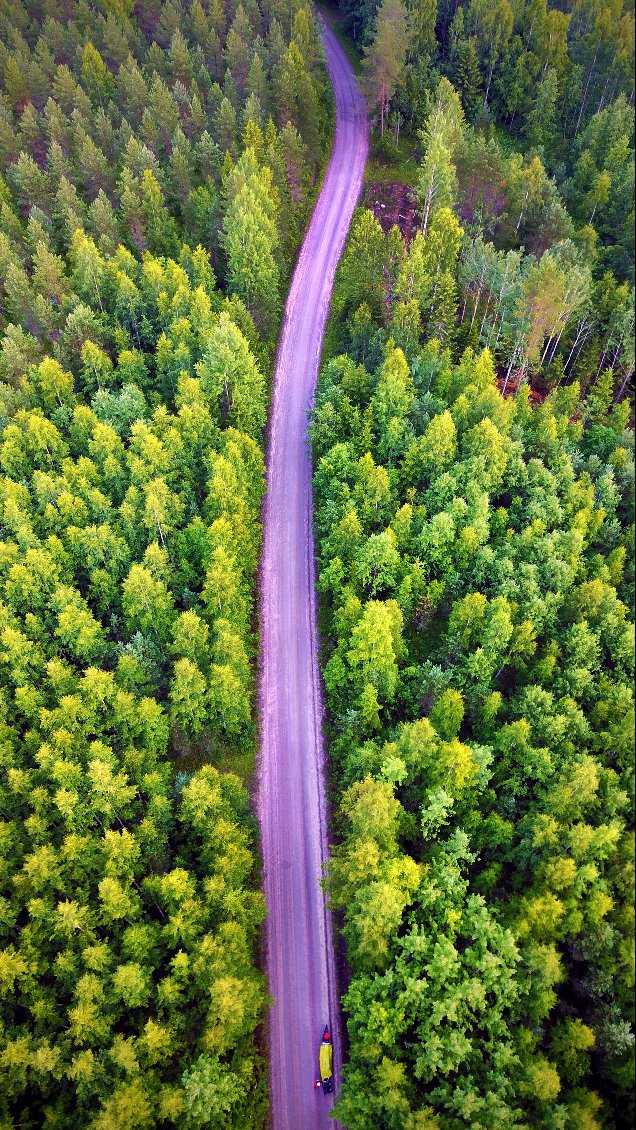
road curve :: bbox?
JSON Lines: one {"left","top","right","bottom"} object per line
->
{"left": 257, "top": 18, "right": 368, "bottom": 1130}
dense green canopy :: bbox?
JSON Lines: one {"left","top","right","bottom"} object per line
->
{"left": 0, "top": 1, "right": 331, "bottom": 1125}
{"left": 315, "top": 12, "right": 634, "bottom": 1119}
{"left": 314, "top": 333, "right": 634, "bottom": 1127}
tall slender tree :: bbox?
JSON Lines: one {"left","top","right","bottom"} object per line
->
{"left": 363, "top": 0, "right": 409, "bottom": 137}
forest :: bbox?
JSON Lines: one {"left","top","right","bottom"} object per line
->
{"left": 314, "top": 1, "right": 635, "bottom": 1127}
{"left": 0, "top": 0, "right": 330, "bottom": 1126}
{"left": 0, "top": 0, "right": 633, "bottom": 1126}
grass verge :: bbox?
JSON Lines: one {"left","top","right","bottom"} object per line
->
{"left": 365, "top": 131, "right": 421, "bottom": 187}
{"left": 316, "top": 1, "right": 364, "bottom": 76}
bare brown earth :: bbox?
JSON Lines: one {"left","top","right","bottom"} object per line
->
{"left": 365, "top": 181, "right": 418, "bottom": 243}
{"left": 257, "top": 18, "right": 368, "bottom": 1130}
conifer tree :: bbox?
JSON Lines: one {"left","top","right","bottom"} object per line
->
{"left": 362, "top": 0, "right": 409, "bottom": 137}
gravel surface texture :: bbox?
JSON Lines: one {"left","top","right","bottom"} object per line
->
{"left": 257, "top": 18, "right": 368, "bottom": 1130}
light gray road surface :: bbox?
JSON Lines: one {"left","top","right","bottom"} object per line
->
{"left": 257, "top": 18, "right": 368, "bottom": 1130}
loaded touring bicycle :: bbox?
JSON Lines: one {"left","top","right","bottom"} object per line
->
{"left": 314, "top": 1025, "right": 333, "bottom": 1094}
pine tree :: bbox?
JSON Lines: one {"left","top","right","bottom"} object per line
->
{"left": 221, "top": 157, "right": 281, "bottom": 335}
{"left": 454, "top": 38, "right": 482, "bottom": 120}
{"left": 362, "top": 0, "right": 409, "bottom": 137}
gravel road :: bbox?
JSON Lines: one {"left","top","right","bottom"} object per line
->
{"left": 257, "top": 17, "right": 368, "bottom": 1130}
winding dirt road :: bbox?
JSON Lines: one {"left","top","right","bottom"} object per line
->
{"left": 257, "top": 18, "right": 368, "bottom": 1130}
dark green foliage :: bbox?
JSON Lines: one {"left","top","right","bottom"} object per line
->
{"left": 340, "top": 0, "right": 635, "bottom": 291}
{"left": 0, "top": 0, "right": 332, "bottom": 335}
{"left": 330, "top": 67, "right": 634, "bottom": 407}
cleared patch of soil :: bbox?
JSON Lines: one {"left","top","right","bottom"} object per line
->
{"left": 496, "top": 373, "right": 547, "bottom": 404}
{"left": 365, "top": 181, "right": 418, "bottom": 244}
